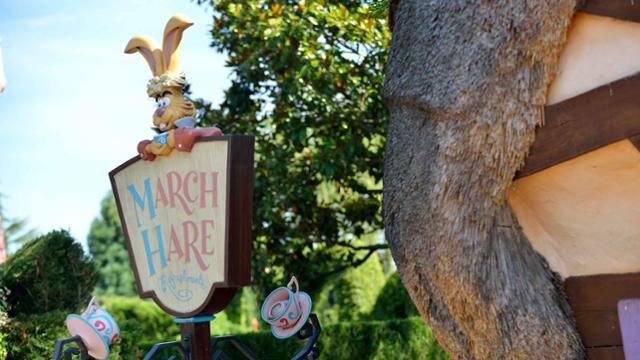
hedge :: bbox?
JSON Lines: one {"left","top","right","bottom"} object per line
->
{"left": 1, "top": 311, "right": 448, "bottom": 359}
{"left": 210, "top": 317, "right": 448, "bottom": 360}
{"left": 100, "top": 296, "right": 180, "bottom": 342}
{"left": 99, "top": 295, "right": 251, "bottom": 339}
{"left": 2, "top": 230, "right": 97, "bottom": 317}
{"left": 0, "top": 310, "right": 146, "bottom": 359}
{"left": 368, "top": 272, "right": 419, "bottom": 321}
{"left": 314, "top": 252, "right": 386, "bottom": 324}
{"left": 0, "top": 295, "right": 256, "bottom": 359}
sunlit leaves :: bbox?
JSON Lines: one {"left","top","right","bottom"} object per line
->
{"left": 195, "top": 0, "right": 390, "bottom": 294}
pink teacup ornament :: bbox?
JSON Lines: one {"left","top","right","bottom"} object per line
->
{"left": 261, "top": 276, "right": 313, "bottom": 339}
{"left": 66, "top": 297, "right": 120, "bottom": 359}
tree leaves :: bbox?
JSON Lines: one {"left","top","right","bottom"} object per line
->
{"left": 0, "top": 194, "right": 38, "bottom": 254}
{"left": 87, "top": 193, "right": 136, "bottom": 296}
{"left": 195, "top": 0, "right": 390, "bottom": 295}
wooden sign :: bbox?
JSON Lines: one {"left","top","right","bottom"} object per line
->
{"left": 110, "top": 135, "right": 253, "bottom": 317}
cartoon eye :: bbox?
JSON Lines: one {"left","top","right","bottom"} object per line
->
{"left": 155, "top": 99, "right": 163, "bottom": 108}
{"left": 161, "top": 96, "right": 171, "bottom": 107}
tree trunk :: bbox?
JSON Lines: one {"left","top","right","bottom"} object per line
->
{"left": 383, "top": 1, "right": 585, "bottom": 359}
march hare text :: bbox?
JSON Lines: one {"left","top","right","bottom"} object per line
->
{"left": 127, "top": 170, "right": 220, "bottom": 275}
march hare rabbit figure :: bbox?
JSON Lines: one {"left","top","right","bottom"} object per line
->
{"left": 125, "top": 14, "right": 222, "bottom": 161}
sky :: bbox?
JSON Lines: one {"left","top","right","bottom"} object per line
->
{"left": 0, "top": 0, "right": 230, "bottom": 250}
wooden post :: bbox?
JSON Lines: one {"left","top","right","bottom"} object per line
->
{"left": 180, "top": 320, "right": 212, "bottom": 360}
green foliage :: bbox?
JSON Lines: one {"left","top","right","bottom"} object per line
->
{"left": 371, "top": 0, "right": 390, "bottom": 16}
{"left": 0, "top": 310, "right": 68, "bottom": 359}
{"left": 88, "top": 193, "right": 136, "bottom": 296}
{"left": 0, "top": 294, "right": 259, "bottom": 359}
{"left": 212, "top": 307, "right": 255, "bottom": 336}
{"left": 0, "top": 310, "right": 146, "bottom": 360}
{"left": 218, "top": 287, "right": 261, "bottom": 333}
{"left": 0, "top": 194, "right": 38, "bottom": 253}
{"left": 100, "top": 294, "right": 255, "bottom": 340}
{"left": 1, "top": 217, "right": 38, "bottom": 252}
{"left": 100, "top": 296, "right": 179, "bottom": 342}
{"left": 215, "top": 317, "right": 449, "bottom": 360}
{"left": 0, "top": 305, "right": 447, "bottom": 359}
{"left": 315, "top": 252, "right": 386, "bottom": 324}
{"left": 195, "top": 0, "right": 391, "bottom": 294}
{"left": 108, "top": 319, "right": 147, "bottom": 359}
{"left": 2, "top": 230, "right": 97, "bottom": 317}
{"left": 0, "top": 266, "right": 8, "bottom": 314}
{"left": 369, "top": 272, "right": 419, "bottom": 321}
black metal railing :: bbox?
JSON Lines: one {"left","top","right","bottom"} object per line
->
{"left": 291, "top": 314, "right": 321, "bottom": 360}
{"left": 53, "top": 313, "right": 321, "bottom": 360}
{"left": 142, "top": 338, "right": 189, "bottom": 360}
{"left": 52, "top": 335, "right": 89, "bottom": 360}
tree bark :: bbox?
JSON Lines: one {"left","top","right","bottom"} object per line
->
{"left": 383, "top": 1, "right": 585, "bottom": 359}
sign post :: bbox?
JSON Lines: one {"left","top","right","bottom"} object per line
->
{"left": 110, "top": 135, "right": 254, "bottom": 358}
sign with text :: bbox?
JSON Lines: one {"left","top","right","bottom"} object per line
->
{"left": 110, "top": 135, "right": 253, "bottom": 317}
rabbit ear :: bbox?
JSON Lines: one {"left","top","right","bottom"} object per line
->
{"left": 124, "top": 34, "right": 164, "bottom": 76}
{"left": 162, "top": 14, "right": 193, "bottom": 73}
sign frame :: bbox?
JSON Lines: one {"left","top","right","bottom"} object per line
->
{"left": 109, "top": 135, "right": 254, "bottom": 317}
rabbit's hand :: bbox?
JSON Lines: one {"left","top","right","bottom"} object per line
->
{"left": 173, "top": 127, "right": 223, "bottom": 152}
{"left": 137, "top": 131, "right": 176, "bottom": 161}
{"left": 137, "top": 140, "right": 156, "bottom": 161}
{"left": 146, "top": 141, "right": 173, "bottom": 157}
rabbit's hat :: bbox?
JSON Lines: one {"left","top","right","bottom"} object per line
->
{"left": 124, "top": 14, "right": 193, "bottom": 97}
{"left": 146, "top": 72, "right": 187, "bottom": 97}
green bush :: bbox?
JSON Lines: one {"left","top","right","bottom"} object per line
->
{"left": 218, "top": 287, "right": 260, "bottom": 333}
{"left": 0, "top": 307, "right": 448, "bottom": 359}
{"left": 368, "top": 272, "right": 419, "bottom": 321}
{"left": 1, "top": 230, "right": 98, "bottom": 316}
{"left": 99, "top": 294, "right": 254, "bottom": 342}
{"left": 315, "top": 254, "right": 386, "bottom": 324}
{"left": 100, "top": 296, "right": 179, "bottom": 342}
{"left": 0, "top": 310, "right": 145, "bottom": 359}
{"left": 108, "top": 319, "right": 147, "bottom": 360}
{"left": 0, "top": 310, "right": 68, "bottom": 359}
{"left": 215, "top": 317, "right": 449, "bottom": 360}
{"left": 0, "top": 266, "right": 8, "bottom": 314}
{"left": 88, "top": 193, "right": 137, "bottom": 297}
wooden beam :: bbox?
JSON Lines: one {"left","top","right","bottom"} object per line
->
{"left": 565, "top": 272, "right": 640, "bottom": 348}
{"left": 517, "top": 73, "right": 640, "bottom": 178}
{"left": 586, "top": 346, "right": 625, "bottom": 360}
{"left": 581, "top": 0, "right": 640, "bottom": 23}
{"left": 630, "top": 134, "right": 640, "bottom": 151}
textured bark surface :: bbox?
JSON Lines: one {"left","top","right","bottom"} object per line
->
{"left": 383, "top": 1, "right": 585, "bottom": 359}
